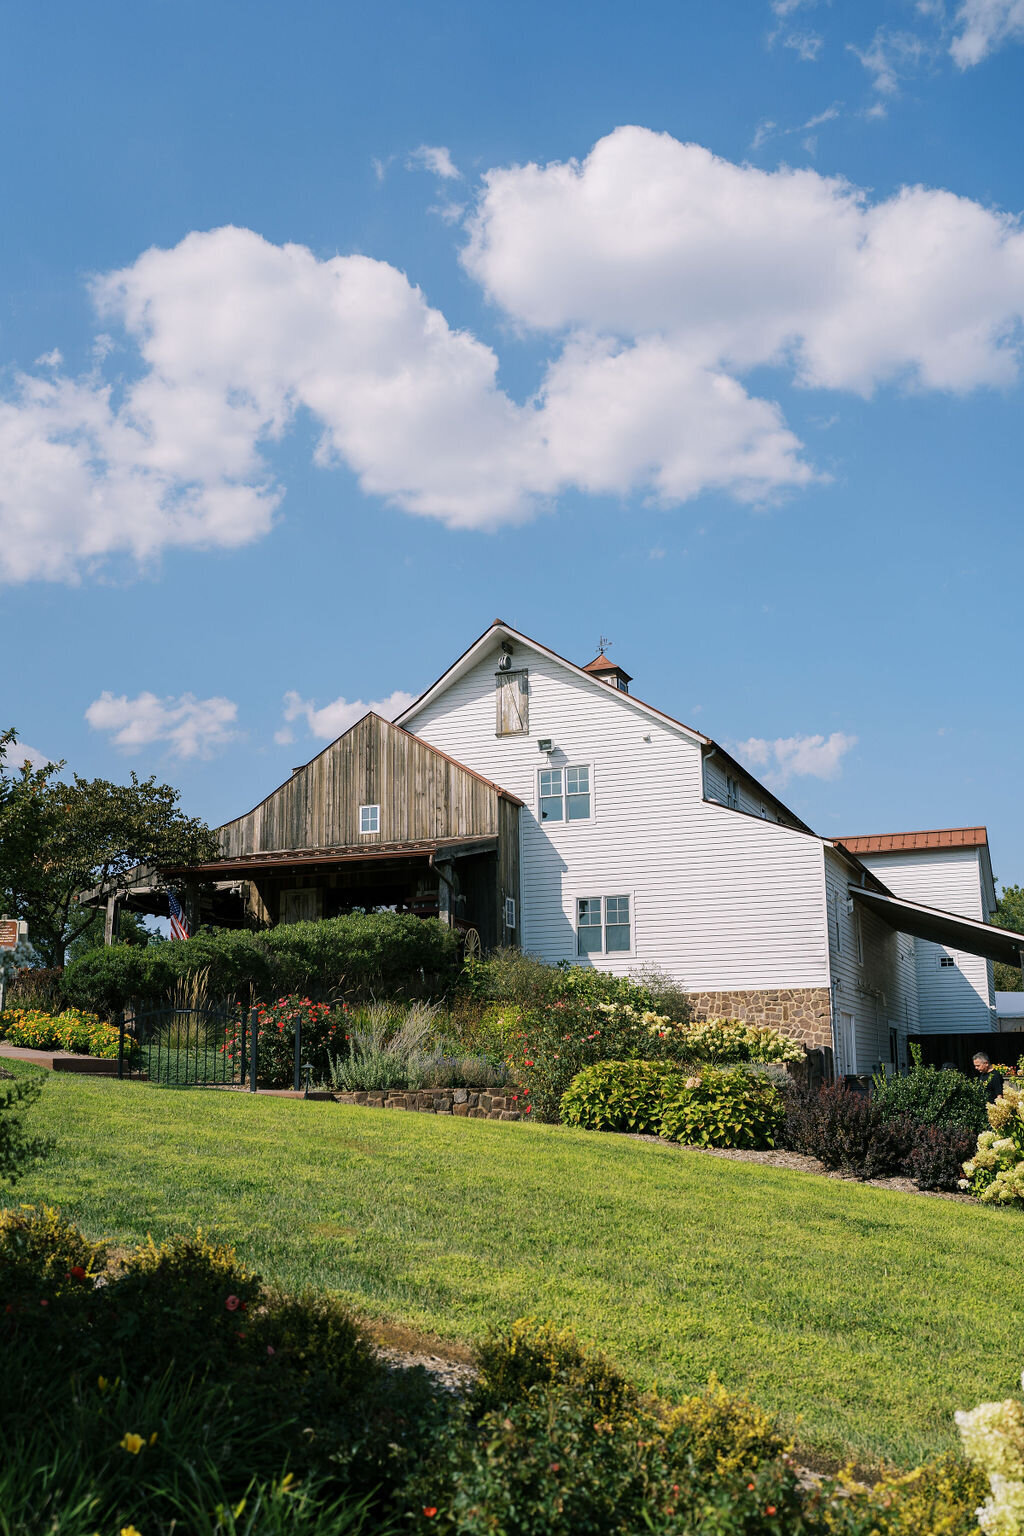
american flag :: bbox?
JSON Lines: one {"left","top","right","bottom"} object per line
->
{"left": 168, "top": 890, "right": 190, "bottom": 942}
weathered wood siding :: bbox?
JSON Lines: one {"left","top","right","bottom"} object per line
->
{"left": 218, "top": 713, "right": 507, "bottom": 855}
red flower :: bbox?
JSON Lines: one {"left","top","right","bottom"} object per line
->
{"left": 765, "top": 1506, "right": 777, "bottom": 1516}
{"left": 39, "top": 1299, "right": 48, "bottom": 1307}
{"left": 422, "top": 1509, "right": 437, "bottom": 1519}
{"left": 69, "top": 1265, "right": 87, "bottom": 1280}
{"left": 225, "top": 1294, "right": 241, "bottom": 1312}
{"left": 524, "top": 1106, "right": 532, "bottom": 1114}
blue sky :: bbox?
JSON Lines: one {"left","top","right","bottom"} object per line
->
{"left": 3, "top": 0, "right": 1024, "bottom": 887}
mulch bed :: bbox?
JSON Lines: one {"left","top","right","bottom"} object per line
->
{"left": 627, "top": 1134, "right": 973, "bottom": 1200}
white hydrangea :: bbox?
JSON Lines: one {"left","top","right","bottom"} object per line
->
{"left": 957, "top": 1377, "right": 1024, "bottom": 1535}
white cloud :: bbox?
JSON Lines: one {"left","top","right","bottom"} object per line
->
{"left": 464, "top": 126, "right": 1024, "bottom": 395}
{"left": 951, "top": 0, "right": 1024, "bottom": 63}
{"left": 734, "top": 731, "right": 858, "bottom": 785}
{"left": 783, "top": 29, "right": 824, "bottom": 58}
{"left": 2, "top": 128, "right": 1024, "bottom": 584}
{"left": 407, "top": 144, "right": 461, "bottom": 179}
{"left": 280, "top": 688, "right": 417, "bottom": 742}
{"left": 8, "top": 742, "right": 58, "bottom": 772}
{"left": 848, "top": 27, "right": 935, "bottom": 95}
{"left": 85, "top": 690, "right": 239, "bottom": 758}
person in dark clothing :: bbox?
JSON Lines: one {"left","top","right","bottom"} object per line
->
{"left": 972, "top": 1051, "right": 1005, "bottom": 1104}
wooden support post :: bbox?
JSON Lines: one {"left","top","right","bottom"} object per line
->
{"left": 436, "top": 862, "right": 453, "bottom": 927}
{"left": 103, "top": 892, "right": 120, "bottom": 946}
{"left": 183, "top": 883, "right": 200, "bottom": 939}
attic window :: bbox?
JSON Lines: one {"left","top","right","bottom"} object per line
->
{"left": 939, "top": 954, "right": 957, "bottom": 969}
{"left": 496, "top": 669, "right": 529, "bottom": 735}
{"left": 359, "top": 804, "right": 379, "bottom": 834}
{"left": 725, "top": 775, "right": 739, "bottom": 810}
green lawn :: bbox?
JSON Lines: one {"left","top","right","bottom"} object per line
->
{"left": 10, "top": 1066, "right": 1024, "bottom": 1467}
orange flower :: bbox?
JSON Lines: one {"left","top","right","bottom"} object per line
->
{"left": 422, "top": 1507, "right": 438, "bottom": 1518}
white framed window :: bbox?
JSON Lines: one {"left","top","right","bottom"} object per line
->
{"left": 504, "top": 896, "right": 516, "bottom": 929}
{"left": 939, "top": 953, "right": 958, "bottom": 969}
{"left": 359, "top": 804, "right": 380, "bottom": 834}
{"left": 725, "top": 774, "right": 739, "bottom": 810}
{"left": 539, "top": 764, "right": 592, "bottom": 822}
{"left": 577, "top": 894, "right": 631, "bottom": 955}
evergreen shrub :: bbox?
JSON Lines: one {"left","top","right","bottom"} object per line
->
{"left": 872, "top": 1045, "right": 987, "bottom": 1133}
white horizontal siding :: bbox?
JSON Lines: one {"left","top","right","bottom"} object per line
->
{"left": 856, "top": 848, "right": 995, "bottom": 1035}
{"left": 823, "top": 849, "right": 918, "bottom": 1073}
{"left": 408, "top": 642, "right": 830, "bottom": 991}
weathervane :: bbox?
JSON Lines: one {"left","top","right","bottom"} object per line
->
{"left": 597, "top": 634, "right": 613, "bottom": 656}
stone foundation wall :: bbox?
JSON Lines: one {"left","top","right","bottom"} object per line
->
{"left": 687, "top": 987, "right": 834, "bottom": 1051}
{"left": 334, "top": 1088, "right": 522, "bottom": 1120}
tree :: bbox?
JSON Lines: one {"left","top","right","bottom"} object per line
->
{"left": 1, "top": 729, "right": 221, "bottom": 967}
{"left": 992, "top": 884, "right": 1024, "bottom": 993}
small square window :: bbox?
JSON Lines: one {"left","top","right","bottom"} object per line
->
{"left": 359, "top": 804, "right": 379, "bottom": 834}
{"left": 939, "top": 954, "right": 957, "bottom": 969}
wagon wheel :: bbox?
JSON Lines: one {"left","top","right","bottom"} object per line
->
{"left": 462, "top": 927, "right": 482, "bottom": 959}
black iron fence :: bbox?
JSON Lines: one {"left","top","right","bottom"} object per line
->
{"left": 117, "top": 1005, "right": 311, "bottom": 1092}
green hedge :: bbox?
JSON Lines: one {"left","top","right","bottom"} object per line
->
{"left": 61, "top": 913, "right": 462, "bottom": 1012}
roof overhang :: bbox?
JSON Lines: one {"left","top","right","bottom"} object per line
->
{"left": 850, "top": 886, "right": 1024, "bottom": 966}
{"left": 161, "top": 836, "right": 499, "bottom": 881}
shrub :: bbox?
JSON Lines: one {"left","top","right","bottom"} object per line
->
{"left": 1, "top": 1006, "right": 120, "bottom": 1057}
{"left": 62, "top": 913, "right": 462, "bottom": 1012}
{"left": 962, "top": 1086, "right": 1024, "bottom": 1205}
{"left": 3, "top": 965, "right": 65, "bottom": 1012}
{"left": 560, "top": 1059, "right": 688, "bottom": 1134}
{"left": 329, "top": 1000, "right": 439, "bottom": 1091}
{"left": 907, "top": 1124, "right": 978, "bottom": 1192}
{"left": 872, "top": 1045, "right": 987, "bottom": 1133}
{"left": 223, "top": 995, "right": 345, "bottom": 1087}
{"left": 0, "top": 1072, "right": 53, "bottom": 1187}
{"left": 783, "top": 1081, "right": 918, "bottom": 1178}
{"left": 406, "top": 1051, "right": 509, "bottom": 1090}
{"left": 676, "top": 1017, "right": 804, "bottom": 1066}
{"left": 813, "top": 1453, "right": 992, "bottom": 1536}
{"left": 61, "top": 942, "right": 178, "bottom": 1015}
{"left": 509, "top": 998, "right": 686, "bottom": 1121}
{"left": 659, "top": 1067, "right": 786, "bottom": 1149}
{"left": 956, "top": 1373, "right": 1024, "bottom": 1536}
{"left": 473, "top": 1318, "right": 638, "bottom": 1419}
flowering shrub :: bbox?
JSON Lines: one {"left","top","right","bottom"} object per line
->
{"left": 671, "top": 1017, "right": 804, "bottom": 1066}
{"left": 960, "top": 1087, "right": 1024, "bottom": 1204}
{"left": 0, "top": 1007, "right": 120, "bottom": 1057}
{"left": 560, "top": 1059, "right": 688, "bottom": 1134}
{"left": 508, "top": 998, "right": 685, "bottom": 1121}
{"left": 223, "top": 996, "right": 343, "bottom": 1086}
{"left": 956, "top": 1369, "right": 1024, "bottom": 1536}
{"left": 659, "top": 1068, "right": 787, "bottom": 1149}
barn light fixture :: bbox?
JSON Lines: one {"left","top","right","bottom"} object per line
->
{"left": 538, "top": 738, "right": 553, "bottom": 753}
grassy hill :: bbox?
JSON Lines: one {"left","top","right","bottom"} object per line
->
{"left": 10, "top": 1066, "right": 1023, "bottom": 1467}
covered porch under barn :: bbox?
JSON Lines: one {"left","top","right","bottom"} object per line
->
{"left": 77, "top": 713, "right": 522, "bottom": 952}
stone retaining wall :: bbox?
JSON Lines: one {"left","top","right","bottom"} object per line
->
{"left": 687, "top": 987, "right": 834, "bottom": 1051}
{"left": 334, "top": 1088, "right": 523, "bottom": 1120}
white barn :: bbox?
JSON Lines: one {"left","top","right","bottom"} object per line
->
{"left": 397, "top": 621, "right": 1024, "bottom": 1075}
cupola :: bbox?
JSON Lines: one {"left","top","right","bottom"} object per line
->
{"left": 582, "top": 653, "right": 632, "bottom": 694}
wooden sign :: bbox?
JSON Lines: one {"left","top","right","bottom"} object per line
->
{"left": 0, "top": 919, "right": 20, "bottom": 950}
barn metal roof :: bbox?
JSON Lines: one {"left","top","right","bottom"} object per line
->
{"left": 837, "top": 827, "right": 988, "bottom": 855}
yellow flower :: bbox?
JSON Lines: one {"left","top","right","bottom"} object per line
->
{"left": 121, "top": 1526, "right": 143, "bottom": 1536}
{"left": 119, "top": 1432, "right": 145, "bottom": 1455}
{"left": 148, "top": 1431, "right": 158, "bottom": 1445}
{"left": 97, "top": 1376, "right": 108, "bottom": 1392}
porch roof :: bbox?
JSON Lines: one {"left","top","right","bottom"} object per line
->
{"left": 850, "top": 886, "right": 1024, "bottom": 966}
{"left": 160, "top": 835, "right": 499, "bottom": 881}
